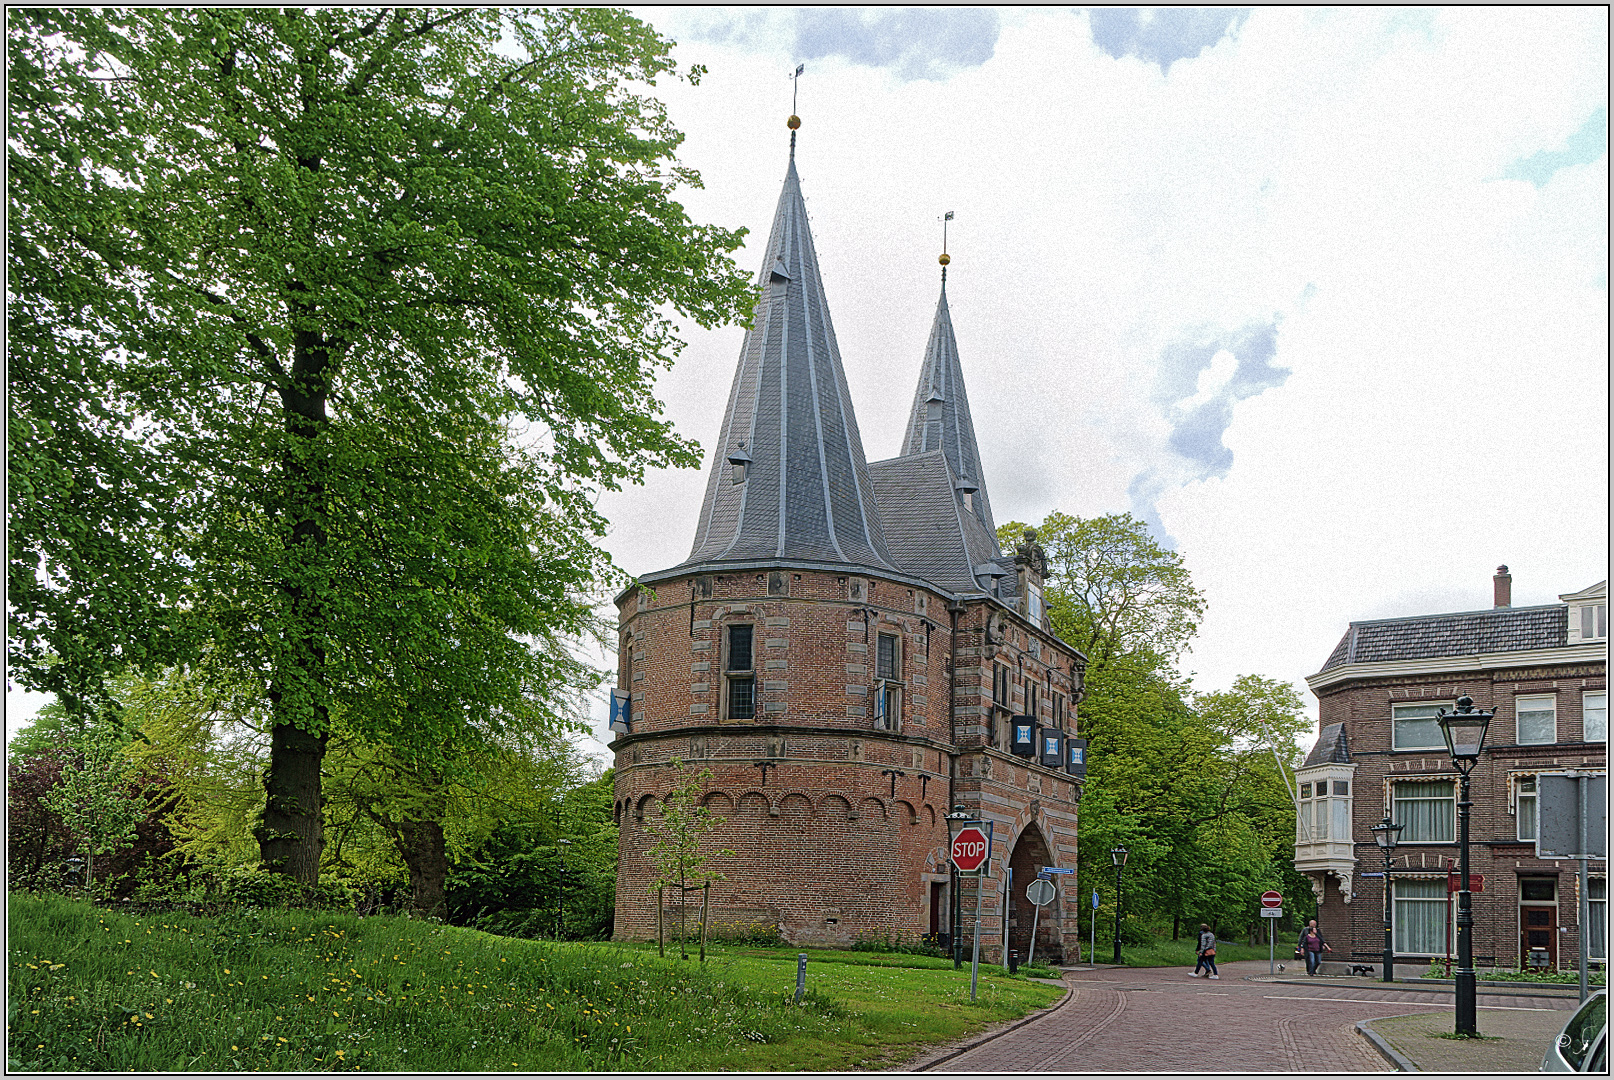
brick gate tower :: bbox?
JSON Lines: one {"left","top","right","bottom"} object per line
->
{"left": 610, "top": 120, "right": 1088, "bottom": 961}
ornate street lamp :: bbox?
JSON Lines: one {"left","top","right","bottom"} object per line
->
{"left": 1371, "top": 816, "right": 1404, "bottom": 983}
{"left": 1110, "top": 844, "right": 1129, "bottom": 964}
{"left": 1437, "top": 695, "right": 1491, "bottom": 1036}
{"left": 946, "top": 806, "right": 972, "bottom": 970}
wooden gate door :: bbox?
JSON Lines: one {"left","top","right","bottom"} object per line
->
{"left": 1521, "top": 907, "right": 1557, "bottom": 968}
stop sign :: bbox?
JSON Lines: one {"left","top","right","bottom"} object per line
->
{"left": 951, "top": 826, "right": 991, "bottom": 872}
{"left": 1261, "top": 890, "right": 1283, "bottom": 908}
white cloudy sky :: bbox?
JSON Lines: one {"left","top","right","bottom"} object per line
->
{"left": 577, "top": 5, "right": 1607, "bottom": 757}
{"left": 7, "top": 9, "right": 1607, "bottom": 761}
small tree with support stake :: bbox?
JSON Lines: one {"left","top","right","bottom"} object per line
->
{"left": 645, "top": 758, "right": 735, "bottom": 962}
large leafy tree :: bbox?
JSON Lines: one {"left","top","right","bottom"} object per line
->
{"left": 8, "top": 8, "right": 753, "bottom": 880}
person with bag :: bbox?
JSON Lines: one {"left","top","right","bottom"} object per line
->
{"left": 1190, "top": 923, "right": 1219, "bottom": 979}
{"left": 1298, "top": 919, "right": 1332, "bottom": 975}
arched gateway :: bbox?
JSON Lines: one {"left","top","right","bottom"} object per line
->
{"left": 608, "top": 120, "right": 1089, "bottom": 962}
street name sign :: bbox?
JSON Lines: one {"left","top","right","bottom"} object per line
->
{"left": 951, "top": 826, "right": 991, "bottom": 873}
{"left": 1260, "top": 907, "right": 1283, "bottom": 918}
{"left": 1041, "top": 867, "right": 1074, "bottom": 875}
{"left": 1261, "top": 890, "right": 1283, "bottom": 908}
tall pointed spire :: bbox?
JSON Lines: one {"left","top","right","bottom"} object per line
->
{"left": 684, "top": 119, "right": 896, "bottom": 572}
{"left": 899, "top": 251, "right": 996, "bottom": 538}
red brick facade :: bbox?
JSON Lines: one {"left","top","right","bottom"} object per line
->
{"left": 1301, "top": 609, "right": 1606, "bottom": 973}
{"left": 611, "top": 566, "right": 1085, "bottom": 961}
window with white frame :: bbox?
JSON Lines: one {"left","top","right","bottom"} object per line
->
{"left": 1332, "top": 780, "right": 1351, "bottom": 839}
{"left": 1392, "top": 702, "right": 1451, "bottom": 751}
{"left": 1394, "top": 878, "right": 1449, "bottom": 955}
{"left": 1516, "top": 776, "right": 1538, "bottom": 841}
{"left": 1585, "top": 691, "right": 1607, "bottom": 743}
{"left": 1516, "top": 694, "right": 1557, "bottom": 745}
{"left": 1590, "top": 878, "right": 1607, "bottom": 961}
{"left": 1581, "top": 602, "right": 1608, "bottom": 641}
{"left": 1394, "top": 780, "right": 1455, "bottom": 842}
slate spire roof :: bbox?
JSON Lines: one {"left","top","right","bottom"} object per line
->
{"left": 683, "top": 148, "right": 896, "bottom": 572}
{"left": 899, "top": 279, "right": 997, "bottom": 538}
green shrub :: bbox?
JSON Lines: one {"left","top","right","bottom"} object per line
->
{"left": 702, "top": 918, "right": 784, "bottom": 947}
{"left": 848, "top": 929, "right": 947, "bottom": 957}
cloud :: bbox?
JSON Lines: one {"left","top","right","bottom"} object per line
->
{"left": 673, "top": 8, "right": 1001, "bottom": 82}
{"left": 1087, "top": 8, "right": 1250, "bottom": 72}
{"left": 1154, "top": 322, "right": 1288, "bottom": 479}
{"left": 1499, "top": 106, "right": 1608, "bottom": 187}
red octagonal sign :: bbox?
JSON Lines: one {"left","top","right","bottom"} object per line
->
{"left": 951, "top": 826, "right": 991, "bottom": 873}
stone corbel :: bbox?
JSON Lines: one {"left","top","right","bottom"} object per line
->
{"left": 1308, "top": 875, "right": 1327, "bottom": 905}
{"left": 1337, "top": 870, "right": 1353, "bottom": 904}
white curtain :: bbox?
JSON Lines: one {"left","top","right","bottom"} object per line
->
{"left": 1394, "top": 878, "right": 1448, "bottom": 955}
{"left": 1395, "top": 781, "right": 1454, "bottom": 842}
{"left": 1590, "top": 878, "right": 1607, "bottom": 962}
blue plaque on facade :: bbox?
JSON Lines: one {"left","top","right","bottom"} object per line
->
{"left": 1040, "top": 732, "right": 1062, "bottom": 769}
{"left": 1010, "top": 718, "right": 1036, "bottom": 757}
{"left": 608, "top": 689, "right": 632, "bottom": 734}
{"left": 1065, "top": 737, "right": 1088, "bottom": 779}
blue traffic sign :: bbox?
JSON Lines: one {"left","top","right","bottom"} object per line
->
{"left": 1092, "top": 889, "right": 1101, "bottom": 909}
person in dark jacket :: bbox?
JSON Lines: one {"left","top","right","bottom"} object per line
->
{"left": 1190, "top": 924, "right": 1219, "bottom": 979}
{"left": 1298, "top": 920, "right": 1332, "bottom": 975}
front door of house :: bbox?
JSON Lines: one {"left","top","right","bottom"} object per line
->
{"left": 1520, "top": 877, "right": 1559, "bottom": 969}
{"left": 930, "top": 882, "right": 944, "bottom": 937}
{"left": 1521, "top": 907, "right": 1557, "bottom": 967}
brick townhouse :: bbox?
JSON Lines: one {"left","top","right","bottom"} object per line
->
{"left": 608, "top": 122, "right": 1088, "bottom": 961}
{"left": 1297, "top": 567, "right": 1607, "bottom": 972}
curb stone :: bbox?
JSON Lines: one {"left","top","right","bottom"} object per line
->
{"left": 1356, "top": 1018, "right": 1420, "bottom": 1072}
{"left": 897, "top": 975, "right": 1076, "bottom": 1072}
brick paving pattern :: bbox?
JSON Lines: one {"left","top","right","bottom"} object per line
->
{"left": 915, "top": 960, "right": 1580, "bottom": 1073}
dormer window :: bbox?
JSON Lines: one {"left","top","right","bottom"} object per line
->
{"left": 1581, "top": 602, "right": 1607, "bottom": 641}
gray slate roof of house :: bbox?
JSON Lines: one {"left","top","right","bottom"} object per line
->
{"left": 681, "top": 150, "right": 897, "bottom": 573}
{"left": 1319, "top": 603, "right": 1570, "bottom": 673}
{"left": 868, "top": 450, "right": 1005, "bottom": 596}
{"left": 1303, "top": 722, "right": 1350, "bottom": 766}
{"left": 898, "top": 282, "right": 996, "bottom": 538}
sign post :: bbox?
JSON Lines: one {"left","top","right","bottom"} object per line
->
{"left": 1025, "top": 878, "right": 1056, "bottom": 967}
{"left": 949, "top": 822, "right": 992, "bottom": 1002}
{"left": 1090, "top": 889, "right": 1100, "bottom": 969}
{"left": 1536, "top": 772, "right": 1607, "bottom": 1003}
{"left": 1261, "top": 892, "right": 1283, "bottom": 974}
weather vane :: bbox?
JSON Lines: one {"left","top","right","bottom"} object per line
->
{"left": 940, "top": 210, "right": 955, "bottom": 280}
{"left": 788, "top": 63, "right": 804, "bottom": 155}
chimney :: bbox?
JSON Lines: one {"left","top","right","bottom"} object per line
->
{"left": 1493, "top": 565, "right": 1511, "bottom": 609}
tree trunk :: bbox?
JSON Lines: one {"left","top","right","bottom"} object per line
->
{"left": 257, "top": 718, "right": 329, "bottom": 882}
{"left": 657, "top": 887, "right": 665, "bottom": 958}
{"left": 699, "top": 882, "right": 709, "bottom": 963}
{"left": 257, "top": 322, "right": 335, "bottom": 883}
{"left": 395, "top": 817, "right": 449, "bottom": 917}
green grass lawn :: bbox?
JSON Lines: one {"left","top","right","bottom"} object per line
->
{"left": 8, "top": 893, "right": 1063, "bottom": 1072}
{"left": 1109, "top": 935, "right": 1281, "bottom": 968}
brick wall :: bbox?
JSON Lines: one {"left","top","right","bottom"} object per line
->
{"left": 1311, "top": 662, "right": 1606, "bottom": 970}
{"left": 611, "top": 567, "right": 1086, "bottom": 959}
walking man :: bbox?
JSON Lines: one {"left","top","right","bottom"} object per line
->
{"left": 1298, "top": 919, "right": 1332, "bottom": 976}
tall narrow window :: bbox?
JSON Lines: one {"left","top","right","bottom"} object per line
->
{"left": 876, "top": 633, "right": 898, "bottom": 681}
{"left": 726, "top": 624, "right": 754, "bottom": 721}
{"left": 1590, "top": 879, "right": 1607, "bottom": 961}
{"left": 1585, "top": 691, "right": 1607, "bottom": 743}
{"left": 1516, "top": 694, "right": 1556, "bottom": 745}
{"left": 1516, "top": 777, "right": 1538, "bottom": 841}
{"left": 1025, "top": 682, "right": 1038, "bottom": 720}
{"left": 993, "top": 663, "right": 1008, "bottom": 707}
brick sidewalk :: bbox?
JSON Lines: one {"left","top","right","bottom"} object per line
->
{"left": 1363, "top": 1008, "right": 1568, "bottom": 1073}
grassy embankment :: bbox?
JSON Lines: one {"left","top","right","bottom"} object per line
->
{"left": 8, "top": 893, "right": 1063, "bottom": 1072}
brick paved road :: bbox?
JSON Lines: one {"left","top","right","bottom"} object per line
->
{"left": 922, "top": 960, "right": 1579, "bottom": 1073}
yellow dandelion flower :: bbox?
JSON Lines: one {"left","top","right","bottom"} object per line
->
{"left": 223, "top": 969, "right": 231, "bottom": 974}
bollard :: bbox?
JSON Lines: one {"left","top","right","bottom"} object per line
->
{"left": 1008, "top": 949, "right": 1019, "bottom": 975}
{"left": 794, "top": 953, "right": 807, "bottom": 1003}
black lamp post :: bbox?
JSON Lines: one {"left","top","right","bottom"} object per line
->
{"left": 1371, "top": 815, "right": 1404, "bottom": 983}
{"left": 946, "top": 805, "right": 972, "bottom": 970}
{"left": 1110, "top": 844, "right": 1129, "bottom": 964}
{"left": 1437, "top": 695, "right": 1491, "bottom": 1036}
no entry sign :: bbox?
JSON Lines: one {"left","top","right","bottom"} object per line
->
{"left": 951, "top": 826, "right": 991, "bottom": 873}
{"left": 1261, "top": 890, "right": 1283, "bottom": 908}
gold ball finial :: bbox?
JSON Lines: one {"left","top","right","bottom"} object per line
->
{"left": 938, "top": 253, "right": 951, "bottom": 266}
{"left": 787, "top": 115, "right": 801, "bottom": 130}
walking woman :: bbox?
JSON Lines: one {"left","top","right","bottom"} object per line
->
{"left": 1298, "top": 919, "right": 1332, "bottom": 975}
{"left": 1191, "top": 924, "right": 1219, "bottom": 979}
